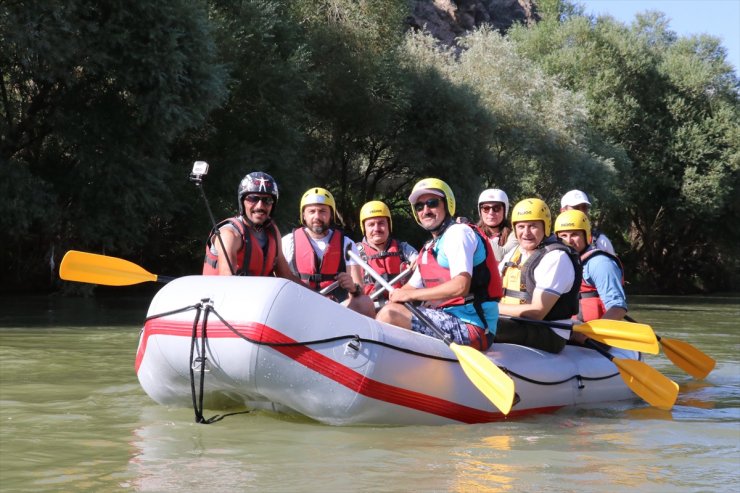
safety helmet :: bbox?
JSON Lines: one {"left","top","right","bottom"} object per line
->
{"left": 408, "top": 178, "right": 456, "bottom": 225}
{"left": 477, "top": 188, "right": 510, "bottom": 218}
{"left": 360, "top": 200, "right": 392, "bottom": 236}
{"left": 554, "top": 209, "right": 592, "bottom": 244}
{"left": 238, "top": 171, "right": 279, "bottom": 215}
{"left": 300, "top": 187, "right": 336, "bottom": 224}
{"left": 560, "top": 189, "right": 591, "bottom": 209}
{"left": 511, "top": 198, "right": 552, "bottom": 236}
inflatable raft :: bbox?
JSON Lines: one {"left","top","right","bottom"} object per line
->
{"left": 135, "top": 276, "right": 641, "bottom": 425}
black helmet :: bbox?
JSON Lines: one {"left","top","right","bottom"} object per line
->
{"left": 237, "top": 171, "right": 279, "bottom": 215}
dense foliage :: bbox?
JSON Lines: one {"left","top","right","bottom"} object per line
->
{"left": 1, "top": 0, "right": 738, "bottom": 293}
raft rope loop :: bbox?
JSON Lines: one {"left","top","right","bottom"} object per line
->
{"left": 189, "top": 298, "right": 212, "bottom": 424}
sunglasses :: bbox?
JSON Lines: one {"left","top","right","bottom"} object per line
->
{"left": 414, "top": 198, "right": 441, "bottom": 212}
{"left": 244, "top": 194, "right": 274, "bottom": 205}
{"left": 480, "top": 204, "right": 504, "bottom": 213}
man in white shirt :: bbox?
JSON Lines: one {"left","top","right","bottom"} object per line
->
{"left": 496, "top": 198, "right": 582, "bottom": 353}
{"left": 376, "top": 178, "right": 502, "bottom": 350}
{"left": 282, "top": 187, "right": 375, "bottom": 317}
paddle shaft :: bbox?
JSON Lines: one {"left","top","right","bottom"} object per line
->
{"left": 196, "top": 181, "right": 237, "bottom": 276}
{"left": 369, "top": 268, "right": 413, "bottom": 301}
{"left": 319, "top": 280, "right": 340, "bottom": 296}
{"left": 347, "top": 251, "right": 450, "bottom": 342}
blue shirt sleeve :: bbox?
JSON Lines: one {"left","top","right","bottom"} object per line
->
{"left": 583, "top": 254, "right": 627, "bottom": 311}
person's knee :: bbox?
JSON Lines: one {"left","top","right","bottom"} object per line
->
{"left": 376, "top": 303, "right": 409, "bottom": 327}
{"left": 376, "top": 305, "right": 393, "bottom": 323}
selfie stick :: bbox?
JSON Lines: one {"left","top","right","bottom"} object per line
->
{"left": 190, "top": 161, "right": 236, "bottom": 275}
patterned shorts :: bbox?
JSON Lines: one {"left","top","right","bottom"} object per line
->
{"left": 410, "top": 306, "right": 477, "bottom": 346}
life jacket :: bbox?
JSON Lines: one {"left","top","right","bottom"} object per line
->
{"left": 500, "top": 236, "right": 582, "bottom": 320}
{"left": 357, "top": 238, "right": 410, "bottom": 298}
{"left": 417, "top": 223, "right": 503, "bottom": 328}
{"left": 578, "top": 248, "right": 624, "bottom": 322}
{"left": 202, "top": 216, "right": 278, "bottom": 276}
{"left": 290, "top": 227, "right": 346, "bottom": 292}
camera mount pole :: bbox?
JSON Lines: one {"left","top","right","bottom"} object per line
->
{"left": 190, "top": 162, "right": 236, "bottom": 275}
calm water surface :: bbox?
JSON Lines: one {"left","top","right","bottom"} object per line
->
{"left": 1, "top": 294, "right": 738, "bottom": 492}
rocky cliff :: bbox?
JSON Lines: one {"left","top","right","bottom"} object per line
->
{"left": 407, "top": 0, "right": 540, "bottom": 45}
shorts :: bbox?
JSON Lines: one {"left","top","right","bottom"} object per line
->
{"left": 410, "top": 307, "right": 490, "bottom": 350}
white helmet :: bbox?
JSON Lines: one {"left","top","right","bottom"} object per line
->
{"left": 477, "top": 189, "right": 510, "bottom": 218}
{"left": 560, "top": 189, "right": 591, "bottom": 209}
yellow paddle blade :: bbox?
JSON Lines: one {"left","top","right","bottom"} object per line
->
{"left": 449, "top": 343, "right": 515, "bottom": 415}
{"left": 573, "top": 319, "right": 659, "bottom": 354}
{"left": 59, "top": 250, "right": 158, "bottom": 286}
{"left": 660, "top": 337, "right": 716, "bottom": 379}
{"left": 613, "top": 358, "right": 679, "bottom": 411}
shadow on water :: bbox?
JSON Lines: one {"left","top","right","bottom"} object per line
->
{"left": 0, "top": 290, "right": 157, "bottom": 328}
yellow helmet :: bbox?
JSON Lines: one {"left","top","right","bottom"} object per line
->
{"left": 300, "top": 187, "right": 336, "bottom": 224}
{"left": 554, "top": 209, "right": 592, "bottom": 244}
{"left": 360, "top": 200, "right": 392, "bottom": 236}
{"left": 511, "top": 198, "right": 552, "bottom": 236}
{"left": 408, "top": 178, "right": 456, "bottom": 225}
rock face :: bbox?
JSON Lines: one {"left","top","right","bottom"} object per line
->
{"left": 407, "top": 0, "right": 540, "bottom": 45}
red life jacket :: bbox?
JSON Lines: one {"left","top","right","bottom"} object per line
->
{"left": 202, "top": 217, "right": 278, "bottom": 276}
{"left": 290, "top": 228, "right": 346, "bottom": 291}
{"left": 578, "top": 248, "right": 624, "bottom": 322}
{"left": 417, "top": 224, "right": 503, "bottom": 328}
{"left": 358, "top": 238, "right": 410, "bottom": 297}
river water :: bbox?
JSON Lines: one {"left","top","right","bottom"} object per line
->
{"left": 1, "top": 293, "right": 738, "bottom": 492}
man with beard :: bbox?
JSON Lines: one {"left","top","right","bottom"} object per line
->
{"left": 282, "top": 187, "right": 375, "bottom": 317}
{"left": 375, "top": 178, "right": 503, "bottom": 350}
{"left": 203, "top": 171, "right": 299, "bottom": 282}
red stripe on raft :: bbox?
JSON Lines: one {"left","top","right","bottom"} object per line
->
{"left": 136, "top": 319, "right": 559, "bottom": 423}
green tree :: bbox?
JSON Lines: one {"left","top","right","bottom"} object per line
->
{"left": 510, "top": 9, "right": 740, "bottom": 291}
{"left": 401, "top": 28, "right": 626, "bottom": 218}
{"left": 1, "top": 0, "right": 225, "bottom": 290}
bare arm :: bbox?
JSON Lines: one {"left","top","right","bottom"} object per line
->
{"left": 214, "top": 227, "right": 241, "bottom": 275}
{"left": 389, "top": 273, "right": 471, "bottom": 304}
{"left": 602, "top": 306, "right": 627, "bottom": 320}
{"left": 498, "top": 289, "right": 560, "bottom": 320}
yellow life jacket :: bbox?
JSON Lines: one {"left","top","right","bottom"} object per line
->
{"left": 501, "top": 248, "right": 529, "bottom": 305}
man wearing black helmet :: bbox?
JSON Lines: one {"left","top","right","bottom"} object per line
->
{"left": 203, "top": 171, "right": 299, "bottom": 282}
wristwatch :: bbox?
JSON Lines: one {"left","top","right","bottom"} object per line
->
{"left": 351, "top": 283, "right": 361, "bottom": 296}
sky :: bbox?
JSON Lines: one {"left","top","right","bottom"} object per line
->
{"left": 578, "top": 0, "right": 740, "bottom": 75}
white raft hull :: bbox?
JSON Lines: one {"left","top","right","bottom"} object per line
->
{"left": 136, "top": 276, "right": 639, "bottom": 425}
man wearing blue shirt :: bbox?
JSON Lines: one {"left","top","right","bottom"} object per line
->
{"left": 554, "top": 210, "right": 627, "bottom": 332}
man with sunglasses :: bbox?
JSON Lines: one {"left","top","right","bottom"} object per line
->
{"left": 376, "top": 178, "right": 503, "bottom": 350}
{"left": 203, "top": 171, "right": 299, "bottom": 281}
